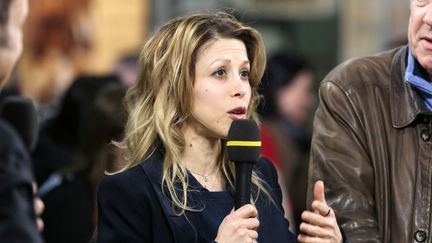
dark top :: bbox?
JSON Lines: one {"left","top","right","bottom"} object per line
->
{"left": 0, "top": 118, "right": 43, "bottom": 243}
{"left": 96, "top": 150, "right": 297, "bottom": 243}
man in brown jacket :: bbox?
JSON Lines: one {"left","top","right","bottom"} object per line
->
{"left": 308, "top": 1, "right": 432, "bottom": 242}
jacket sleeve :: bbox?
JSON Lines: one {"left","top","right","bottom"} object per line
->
{"left": 96, "top": 173, "right": 152, "bottom": 243}
{"left": 308, "top": 81, "right": 382, "bottom": 242}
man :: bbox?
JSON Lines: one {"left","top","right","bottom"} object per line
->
{"left": 0, "top": 0, "right": 44, "bottom": 242}
{"left": 308, "top": 1, "right": 432, "bottom": 242}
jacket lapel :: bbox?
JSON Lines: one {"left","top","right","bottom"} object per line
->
{"left": 139, "top": 151, "right": 209, "bottom": 242}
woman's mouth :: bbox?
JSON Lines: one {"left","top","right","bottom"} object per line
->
{"left": 227, "top": 107, "right": 246, "bottom": 120}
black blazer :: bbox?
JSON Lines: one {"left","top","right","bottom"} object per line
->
{"left": 0, "top": 119, "right": 44, "bottom": 243}
{"left": 96, "top": 150, "right": 297, "bottom": 243}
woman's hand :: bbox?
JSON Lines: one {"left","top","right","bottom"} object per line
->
{"left": 215, "top": 204, "right": 259, "bottom": 243}
{"left": 298, "top": 180, "right": 342, "bottom": 243}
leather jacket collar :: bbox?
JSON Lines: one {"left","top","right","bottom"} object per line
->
{"left": 390, "top": 45, "right": 432, "bottom": 128}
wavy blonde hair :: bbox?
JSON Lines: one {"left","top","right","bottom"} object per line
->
{"left": 119, "top": 11, "right": 270, "bottom": 215}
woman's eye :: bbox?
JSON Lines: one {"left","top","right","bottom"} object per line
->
{"left": 213, "top": 69, "right": 226, "bottom": 78}
{"left": 240, "top": 70, "right": 250, "bottom": 79}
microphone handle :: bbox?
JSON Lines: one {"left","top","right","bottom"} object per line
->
{"left": 235, "top": 162, "right": 253, "bottom": 210}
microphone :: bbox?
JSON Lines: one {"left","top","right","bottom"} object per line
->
{"left": 0, "top": 96, "right": 39, "bottom": 151}
{"left": 226, "top": 119, "right": 261, "bottom": 210}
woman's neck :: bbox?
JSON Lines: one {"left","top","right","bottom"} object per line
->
{"left": 180, "top": 124, "right": 225, "bottom": 191}
{"left": 181, "top": 127, "right": 221, "bottom": 174}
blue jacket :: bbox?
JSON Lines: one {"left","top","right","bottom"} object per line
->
{"left": 96, "top": 149, "right": 297, "bottom": 243}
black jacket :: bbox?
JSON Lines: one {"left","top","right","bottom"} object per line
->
{"left": 96, "top": 150, "right": 296, "bottom": 243}
{"left": 0, "top": 118, "right": 43, "bottom": 243}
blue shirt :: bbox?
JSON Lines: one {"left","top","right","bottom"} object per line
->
{"left": 405, "top": 49, "right": 432, "bottom": 110}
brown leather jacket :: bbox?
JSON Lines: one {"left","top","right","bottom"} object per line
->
{"left": 308, "top": 45, "right": 432, "bottom": 243}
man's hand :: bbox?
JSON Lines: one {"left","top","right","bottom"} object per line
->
{"left": 298, "top": 180, "right": 343, "bottom": 243}
{"left": 32, "top": 182, "right": 44, "bottom": 232}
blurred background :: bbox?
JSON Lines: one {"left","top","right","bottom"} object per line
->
{"left": 7, "top": 0, "right": 409, "bottom": 111}
{"left": 1, "top": 0, "right": 410, "bottom": 241}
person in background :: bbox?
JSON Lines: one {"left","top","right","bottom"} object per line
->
{"left": 80, "top": 83, "right": 128, "bottom": 194}
{"left": 308, "top": 0, "right": 432, "bottom": 241}
{"left": 258, "top": 52, "right": 315, "bottom": 233}
{"left": 33, "top": 77, "right": 124, "bottom": 243}
{"left": 96, "top": 11, "right": 344, "bottom": 243}
{"left": 32, "top": 75, "right": 119, "bottom": 186}
{"left": 0, "top": 0, "right": 44, "bottom": 242}
{"left": 113, "top": 54, "right": 138, "bottom": 86}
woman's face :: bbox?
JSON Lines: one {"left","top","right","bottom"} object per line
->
{"left": 187, "top": 38, "right": 251, "bottom": 139}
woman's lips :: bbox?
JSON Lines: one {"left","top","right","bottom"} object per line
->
{"left": 228, "top": 107, "right": 246, "bottom": 120}
{"left": 228, "top": 113, "right": 246, "bottom": 120}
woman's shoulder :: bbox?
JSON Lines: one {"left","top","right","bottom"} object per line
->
{"left": 254, "top": 156, "right": 278, "bottom": 181}
{"left": 103, "top": 150, "right": 162, "bottom": 184}
{"left": 99, "top": 151, "right": 163, "bottom": 194}
{"left": 99, "top": 166, "right": 147, "bottom": 195}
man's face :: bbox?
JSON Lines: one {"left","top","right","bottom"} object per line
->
{"left": 0, "top": 0, "right": 28, "bottom": 88}
{"left": 409, "top": 0, "right": 432, "bottom": 76}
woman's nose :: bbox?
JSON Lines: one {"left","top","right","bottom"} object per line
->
{"left": 231, "top": 74, "right": 249, "bottom": 97}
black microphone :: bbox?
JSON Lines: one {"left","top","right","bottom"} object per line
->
{"left": 0, "top": 96, "right": 39, "bottom": 151}
{"left": 226, "top": 119, "right": 261, "bottom": 210}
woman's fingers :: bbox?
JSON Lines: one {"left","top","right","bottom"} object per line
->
{"left": 247, "top": 229, "right": 258, "bottom": 239}
{"left": 216, "top": 205, "right": 259, "bottom": 243}
{"left": 228, "top": 205, "right": 259, "bottom": 230}
{"left": 242, "top": 217, "right": 259, "bottom": 230}
{"left": 232, "top": 204, "right": 258, "bottom": 219}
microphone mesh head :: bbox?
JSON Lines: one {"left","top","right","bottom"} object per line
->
{"left": 226, "top": 119, "right": 261, "bottom": 163}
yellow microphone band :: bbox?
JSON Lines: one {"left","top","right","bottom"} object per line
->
{"left": 226, "top": 141, "right": 261, "bottom": 147}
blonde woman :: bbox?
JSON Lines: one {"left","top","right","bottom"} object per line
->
{"left": 96, "top": 12, "right": 344, "bottom": 243}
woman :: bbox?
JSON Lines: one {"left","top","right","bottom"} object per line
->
{"left": 96, "top": 12, "right": 344, "bottom": 243}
